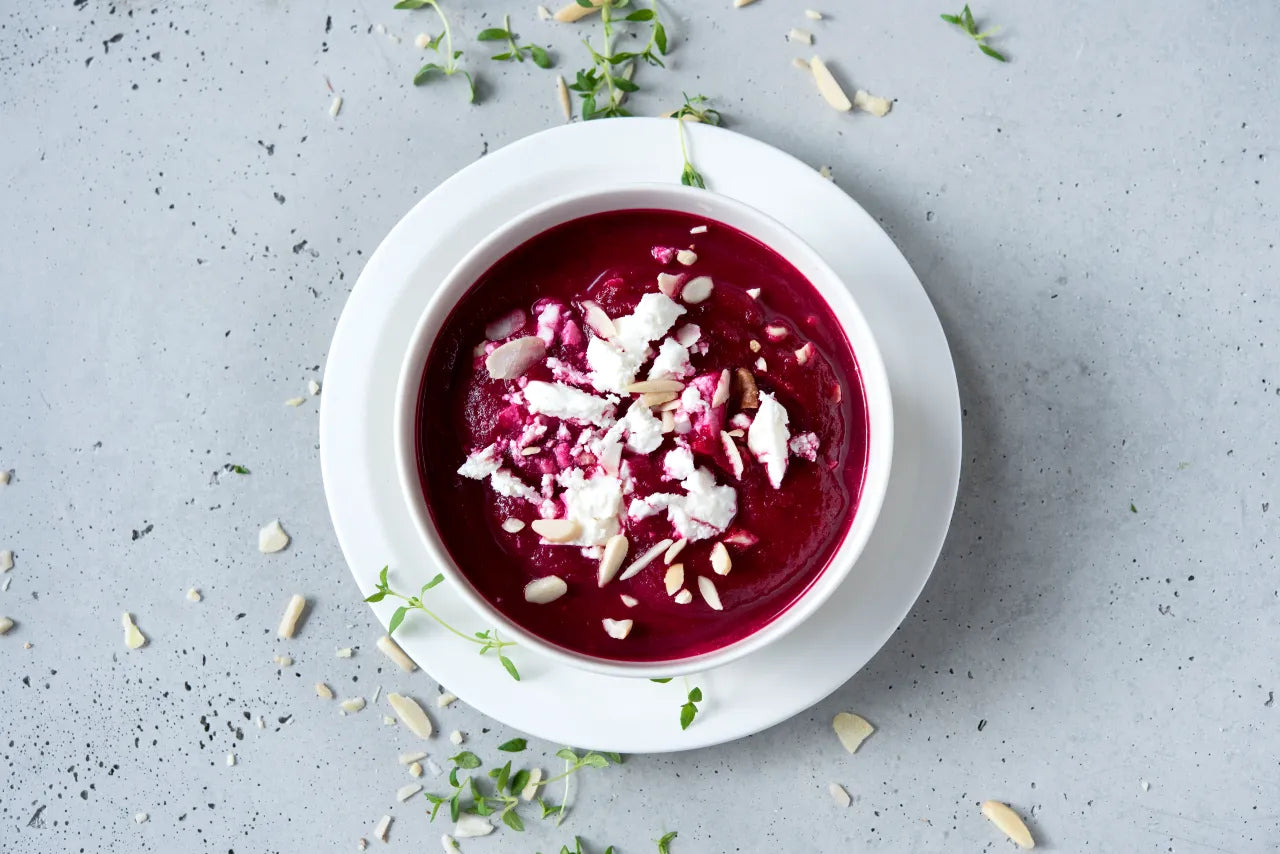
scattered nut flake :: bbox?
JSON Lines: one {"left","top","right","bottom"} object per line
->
{"left": 501, "top": 518, "right": 526, "bottom": 533}
{"left": 581, "top": 300, "right": 616, "bottom": 338}
{"left": 521, "top": 767, "right": 543, "bottom": 800}
{"left": 226, "top": 753, "right": 237, "bottom": 766}
{"left": 981, "top": 801, "right": 1035, "bottom": 849}
{"left": 833, "top": 712, "right": 874, "bottom": 753}
{"left": 410, "top": 761, "right": 424, "bottom": 777}
{"left": 710, "top": 542, "right": 732, "bottom": 575}
{"left": 256, "top": 716, "right": 264, "bottom": 728}
{"left": 680, "top": 275, "right": 714, "bottom": 304}
{"left": 486, "top": 336, "right": 547, "bottom": 380}
{"left": 1, "top": 577, "right": 9, "bottom": 592}
{"left": 530, "top": 518, "right": 582, "bottom": 543}
{"left": 537, "top": 5, "right": 552, "bottom": 20}
{"left": 625, "top": 378, "right": 684, "bottom": 394}
{"left": 135, "top": 812, "right": 149, "bottom": 824}
{"left": 0, "top": 617, "right": 13, "bottom": 634}
{"left": 697, "top": 576, "right": 724, "bottom": 610}
{"left": 316, "top": 682, "right": 334, "bottom": 699}
{"left": 830, "top": 383, "right": 842, "bottom": 402}
{"left": 400, "top": 752, "right": 428, "bottom": 764}
{"left": 853, "top": 89, "right": 892, "bottom": 117}
{"left": 657, "top": 272, "right": 683, "bottom": 298}
{"left": 273, "top": 654, "right": 294, "bottom": 667}
{"left": 661, "top": 410, "right": 676, "bottom": 433}
{"left": 258, "top": 520, "right": 290, "bottom": 554}
{"left": 285, "top": 396, "right": 306, "bottom": 407}
{"left": 765, "top": 325, "right": 788, "bottom": 341}
{"left": 749, "top": 339, "right": 762, "bottom": 353}
{"left": 791, "top": 56, "right": 810, "bottom": 71}
{"left": 664, "top": 538, "right": 688, "bottom": 563}
{"left": 0, "top": 471, "right": 8, "bottom": 485}
{"left": 805, "top": 8, "right": 824, "bottom": 19}
{"left": 328, "top": 95, "right": 343, "bottom": 118}
{"left": 689, "top": 225, "right": 709, "bottom": 234}
{"left": 746, "top": 287, "right": 761, "bottom": 299}
{"left": 597, "top": 534, "right": 630, "bottom": 587}
{"left": 673, "top": 589, "right": 693, "bottom": 605}
{"left": 620, "top": 538, "right": 673, "bottom": 580}
{"left": 602, "top": 618, "right": 634, "bottom": 639}
{"left": 788, "top": 27, "right": 813, "bottom": 44}
{"left": 553, "top": 0, "right": 600, "bottom": 21}
{"left": 733, "top": 0, "right": 757, "bottom": 6}
{"left": 371, "top": 685, "right": 382, "bottom": 703}
{"left": 121, "top": 612, "right": 147, "bottom": 649}
{"left": 664, "top": 563, "right": 685, "bottom": 595}
{"left": 720, "top": 431, "right": 745, "bottom": 479}
{"left": 383, "top": 716, "right": 397, "bottom": 726}
{"left": 397, "top": 783, "right": 423, "bottom": 802}
{"left": 795, "top": 342, "right": 816, "bottom": 364}
{"left": 1141, "top": 780, "right": 1150, "bottom": 791}
{"left": 449, "top": 730, "right": 464, "bottom": 745}
{"left": 755, "top": 357, "right": 768, "bottom": 372}
{"left": 340, "top": 697, "right": 367, "bottom": 713}
{"left": 639, "top": 390, "right": 679, "bottom": 408}
{"left": 0, "top": 550, "right": 11, "bottom": 571}
{"left": 415, "top": 32, "right": 431, "bottom": 48}
{"left": 336, "top": 647, "right": 354, "bottom": 658}
{"left": 377, "top": 634, "right": 418, "bottom": 672}
{"left": 524, "top": 575, "right": 568, "bottom": 604}
{"left": 374, "top": 814, "right": 391, "bottom": 842}
{"left": 734, "top": 368, "right": 760, "bottom": 409}
{"left": 186, "top": 587, "right": 201, "bottom": 602}
{"left": 828, "top": 782, "right": 851, "bottom": 807}
{"left": 819, "top": 165, "right": 834, "bottom": 180}
{"left": 308, "top": 379, "right": 322, "bottom": 395}
{"left": 277, "top": 593, "right": 306, "bottom": 638}
{"left": 620, "top": 594, "right": 638, "bottom": 607}
{"left": 453, "top": 813, "right": 494, "bottom": 838}
{"left": 359, "top": 839, "right": 368, "bottom": 851}
{"left": 808, "top": 55, "right": 852, "bottom": 111}
{"left": 388, "top": 693, "right": 434, "bottom": 738}
{"left": 436, "top": 691, "right": 458, "bottom": 708}
{"left": 675, "top": 249, "right": 698, "bottom": 266}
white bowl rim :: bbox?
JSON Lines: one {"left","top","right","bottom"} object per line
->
{"left": 393, "top": 182, "right": 894, "bottom": 679}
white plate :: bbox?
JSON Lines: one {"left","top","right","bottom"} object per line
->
{"left": 319, "top": 118, "right": 961, "bottom": 754}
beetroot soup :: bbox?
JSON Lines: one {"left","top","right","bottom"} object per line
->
{"left": 417, "top": 209, "right": 869, "bottom": 662}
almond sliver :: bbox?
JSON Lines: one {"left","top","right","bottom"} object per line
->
{"left": 619, "top": 539, "right": 673, "bottom": 580}
{"left": 832, "top": 711, "right": 874, "bottom": 753}
{"left": 524, "top": 575, "right": 568, "bottom": 604}
{"left": 387, "top": 693, "right": 434, "bottom": 739}
{"left": 829, "top": 782, "right": 851, "bottom": 807}
{"left": 981, "top": 801, "right": 1035, "bottom": 849}
{"left": 697, "top": 576, "right": 723, "bottom": 610}
{"left": 377, "top": 634, "right": 417, "bottom": 672}
{"left": 809, "top": 56, "right": 852, "bottom": 111}
{"left": 553, "top": 0, "right": 600, "bottom": 22}
{"left": 530, "top": 518, "right": 582, "bottom": 543}
{"left": 625, "top": 379, "right": 684, "bottom": 394}
{"left": 485, "top": 336, "right": 546, "bottom": 380}
{"left": 597, "top": 534, "right": 629, "bottom": 587}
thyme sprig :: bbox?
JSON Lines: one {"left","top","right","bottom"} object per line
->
{"left": 394, "top": 0, "right": 477, "bottom": 100}
{"left": 940, "top": 5, "right": 1007, "bottom": 62}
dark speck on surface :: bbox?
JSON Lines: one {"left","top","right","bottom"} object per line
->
{"left": 131, "top": 523, "right": 154, "bottom": 541}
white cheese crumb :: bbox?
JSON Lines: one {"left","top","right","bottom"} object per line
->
{"left": 308, "top": 379, "right": 322, "bottom": 396}
{"left": 819, "top": 165, "right": 834, "bottom": 180}
{"left": 374, "top": 814, "right": 392, "bottom": 842}
{"left": 226, "top": 753, "right": 237, "bottom": 766}
{"left": 258, "top": 520, "right": 290, "bottom": 554}
{"left": 1141, "top": 779, "right": 1151, "bottom": 791}
{"left": 746, "top": 287, "right": 761, "bottom": 299}
{"left": 788, "top": 27, "right": 813, "bottom": 44}
{"left": 135, "top": 812, "right": 149, "bottom": 824}
{"left": 0, "top": 578, "right": 9, "bottom": 592}
{"left": 186, "top": 587, "right": 201, "bottom": 602}
{"left": 121, "top": 612, "right": 147, "bottom": 649}
{"left": 0, "top": 550, "right": 11, "bottom": 572}
{"left": 437, "top": 691, "right": 458, "bottom": 708}
{"left": 829, "top": 782, "right": 851, "bottom": 807}
{"left": 256, "top": 716, "right": 264, "bottom": 729}
{"left": 537, "top": 5, "right": 552, "bottom": 20}
{"left": 449, "top": 730, "right": 465, "bottom": 745}
{"left": 689, "top": 225, "right": 708, "bottom": 234}
{"left": 415, "top": 32, "right": 431, "bottom": 48}
{"left": 755, "top": 356, "right": 767, "bottom": 371}
{"left": 277, "top": 593, "right": 306, "bottom": 638}
{"left": 747, "top": 392, "right": 791, "bottom": 488}
{"left": 524, "top": 381, "right": 616, "bottom": 427}
{"left": 284, "top": 396, "right": 306, "bottom": 407}
{"left": 329, "top": 95, "right": 343, "bottom": 118}
{"left": 397, "top": 783, "right": 423, "bottom": 802}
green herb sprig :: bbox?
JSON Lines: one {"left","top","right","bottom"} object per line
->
{"left": 657, "top": 830, "right": 679, "bottom": 853}
{"left": 538, "top": 838, "right": 617, "bottom": 854}
{"left": 478, "top": 14, "right": 554, "bottom": 67}
{"left": 365, "top": 567, "right": 519, "bottom": 680}
{"left": 394, "top": 0, "right": 477, "bottom": 100}
{"left": 567, "top": 0, "right": 668, "bottom": 120}
{"left": 940, "top": 5, "right": 1007, "bottom": 62}
{"left": 669, "top": 93, "right": 720, "bottom": 188}
{"left": 650, "top": 677, "right": 703, "bottom": 729}
{"left": 225, "top": 464, "right": 250, "bottom": 475}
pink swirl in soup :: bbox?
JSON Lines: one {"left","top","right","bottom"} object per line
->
{"left": 417, "top": 209, "right": 869, "bottom": 662}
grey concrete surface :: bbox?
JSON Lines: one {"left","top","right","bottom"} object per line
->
{"left": 1, "top": 0, "right": 1277, "bottom": 851}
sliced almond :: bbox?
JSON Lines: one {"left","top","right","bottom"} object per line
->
{"left": 832, "top": 711, "right": 874, "bottom": 753}
{"left": 749, "top": 339, "right": 762, "bottom": 353}
{"left": 581, "top": 300, "right": 616, "bottom": 338}
{"left": 661, "top": 410, "right": 676, "bottom": 433}
{"left": 414, "top": 32, "right": 431, "bottom": 48}
{"left": 521, "top": 768, "right": 543, "bottom": 801}
{"left": 831, "top": 383, "right": 842, "bottom": 403}
{"left": 981, "top": 801, "right": 1035, "bottom": 849}
{"left": 336, "top": 647, "right": 354, "bottom": 658}
{"left": 537, "top": 5, "right": 552, "bottom": 20}
{"left": 791, "top": 56, "right": 810, "bottom": 71}
{"left": 829, "top": 782, "right": 851, "bottom": 807}
{"left": 284, "top": 396, "right": 306, "bottom": 407}
{"left": 620, "top": 594, "right": 638, "bottom": 608}
{"left": 788, "top": 27, "right": 813, "bottom": 44}
{"left": 728, "top": 428, "right": 745, "bottom": 437}
{"left": 387, "top": 693, "right": 434, "bottom": 738}
{"left": 664, "top": 563, "right": 685, "bottom": 596}
{"left": 484, "top": 308, "right": 526, "bottom": 340}
{"left": 746, "top": 287, "right": 761, "bottom": 299}
{"left": 697, "top": 576, "right": 723, "bottom": 611}
{"left": 721, "top": 431, "right": 745, "bottom": 479}
{"left": 657, "top": 272, "right": 683, "bottom": 298}
{"left": 689, "top": 225, "right": 708, "bottom": 234}
{"left": 0, "top": 616, "right": 14, "bottom": 634}
{"left": 710, "top": 542, "right": 732, "bottom": 575}
{"left": 710, "top": 369, "right": 730, "bottom": 408}
{"left": 530, "top": 518, "right": 581, "bottom": 543}
{"left": 485, "top": 336, "right": 546, "bottom": 380}
{"left": 597, "top": 534, "right": 629, "bottom": 587}
{"left": 315, "top": 682, "right": 334, "bottom": 699}
{"left": 733, "top": 0, "right": 756, "bottom": 5}
{"left": 399, "top": 752, "right": 428, "bottom": 764}
{"left": 277, "top": 593, "right": 306, "bottom": 639}
{"left": 673, "top": 589, "right": 693, "bottom": 605}
{"left": 121, "top": 612, "right": 147, "bottom": 649}
{"left": 397, "top": 783, "right": 423, "bottom": 802}
{"left": 186, "top": 587, "right": 201, "bottom": 602}
{"left": 619, "top": 538, "right": 673, "bottom": 580}
{"left": 410, "top": 761, "right": 424, "bottom": 777}
{"left": 258, "top": 519, "right": 290, "bottom": 553}
{"left": 657, "top": 397, "right": 683, "bottom": 412}
{"left": 805, "top": 9, "right": 824, "bottom": 19}
{"left": 853, "top": 89, "right": 892, "bottom": 117}
{"left": 553, "top": 0, "right": 600, "bottom": 22}
{"left": 680, "top": 275, "right": 714, "bottom": 304}
{"left": 0, "top": 550, "right": 12, "bottom": 571}
{"left": 625, "top": 379, "right": 685, "bottom": 394}
{"left": 809, "top": 55, "right": 852, "bottom": 111}
{"left": 795, "top": 342, "right": 816, "bottom": 364}
{"left": 639, "top": 391, "right": 679, "bottom": 408}
{"left": 501, "top": 518, "right": 526, "bottom": 533}
{"left": 734, "top": 368, "right": 760, "bottom": 409}
{"left": 340, "top": 697, "right": 366, "bottom": 713}
{"left": 437, "top": 691, "right": 458, "bottom": 708}
{"left": 556, "top": 74, "right": 572, "bottom": 121}
{"left": 520, "top": 445, "right": 541, "bottom": 456}
{"left": 377, "top": 634, "right": 418, "bottom": 672}
{"left": 0, "top": 470, "right": 8, "bottom": 485}
{"left": 374, "top": 815, "right": 392, "bottom": 843}
{"left": 524, "top": 575, "right": 568, "bottom": 604}
{"left": 273, "top": 654, "right": 294, "bottom": 667}
{"left": 675, "top": 249, "right": 698, "bottom": 266}
{"left": 664, "top": 538, "right": 688, "bottom": 564}
{"left": 602, "top": 618, "right": 633, "bottom": 639}
{"left": 449, "top": 730, "right": 464, "bottom": 745}
{"left": 755, "top": 356, "right": 767, "bottom": 372}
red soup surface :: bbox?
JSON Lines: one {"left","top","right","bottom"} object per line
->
{"left": 417, "top": 209, "right": 869, "bottom": 662}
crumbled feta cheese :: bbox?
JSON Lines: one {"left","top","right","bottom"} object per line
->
{"left": 489, "top": 470, "right": 541, "bottom": 503}
{"left": 449, "top": 730, "right": 464, "bottom": 745}
{"left": 524, "top": 381, "right": 616, "bottom": 427}
{"left": 534, "top": 302, "right": 564, "bottom": 345}
{"left": 647, "top": 337, "right": 692, "bottom": 381}
{"left": 628, "top": 467, "right": 737, "bottom": 541}
{"left": 622, "top": 402, "right": 664, "bottom": 454}
{"left": 457, "top": 444, "right": 501, "bottom": 479}
{"left": 557, "top": 469, "right": 623, "bottom": 546}
{"left": 747, "top": 392, "right": 791, "bottom": 488}
{"left": 663, "top": 445, "right": 696, "bottom": 481}
{"left": 673, "top": 323, "right": 701, "bottom": 348}
{"left": 789, "top": 431, "right": 820, "bottom": 461}
{"left": 613, "top": 293, "right": 686, "bottom": 352}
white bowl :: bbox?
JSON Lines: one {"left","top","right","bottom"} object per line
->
{"left": 394, "top": 184, "right": 893, "bottom": 679}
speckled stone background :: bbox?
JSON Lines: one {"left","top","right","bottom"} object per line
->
{"left": 2, "top": 0, "right": 1277, "bottom": 851}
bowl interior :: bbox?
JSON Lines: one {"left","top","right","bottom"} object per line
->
{"left": 395, "top": 184, "right": 893, "bottom": 678}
